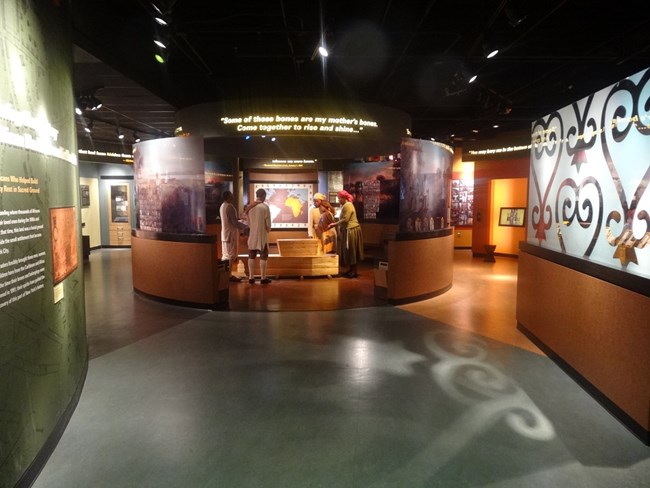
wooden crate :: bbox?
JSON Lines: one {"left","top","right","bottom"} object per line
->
{"left": 239, "top": 253, "right": 339, "bottom": 278}
{"left": 277, "top": 238, "right": 319, "bottom": 257}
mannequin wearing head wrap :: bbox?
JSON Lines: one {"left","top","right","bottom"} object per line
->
{"left": 308, "top": 193, "right": 327, "bottom": 239}
{"left": 328, "top": 189, "right": 364, "bottom": 277}
{"left": 308, "top": 192, "right": 337, "bottom": 254}
{"left": 337, "top": 189, "right": 354, "bottom": 203}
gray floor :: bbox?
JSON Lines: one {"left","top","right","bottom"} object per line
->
{"left": 33, "top": 252, "right": 650, "bottom": 487}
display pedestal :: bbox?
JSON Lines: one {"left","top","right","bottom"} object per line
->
{"left": 378, "top": 228, "right": 454, "bottom": 304}
{"left": 131, "top": 230, "right": 229, "bottom": 309}
{"left": 484, "top": 244, "right": 496, "bottom": 262}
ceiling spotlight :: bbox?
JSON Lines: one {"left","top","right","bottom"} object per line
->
{"left": 116, "top": 128, "right": 125, "bottom": 140}
{"left": 154, "top": 47, "right": 170, "bottom": 64}
{"left": 89, "top": 95, "right": 102, "bottom": 110}
{"left": 133, "top": 131, "right": 141, "bottom": 143}
{"left": 154, "top": 15, "right": 168, "bottom": 26}
{"left": 154, "top": 38, "right": 167, "bottom": 49}
{"left": 75, "top": 91, "right": 103, "bottom": 112}
{"left": 311, "top": 41, "right": 329, "bottom": 61}
{"left": 482, "top": 42, "right": 500, "bottom": 59}
{"left": 468, "top": 75, "right": 477, "bottom": 83}
{"left": 84, "top": 120, "right": 93, "bottom": 133}
{"left": 505, "top": 5, "right": 527, "bottom": 27}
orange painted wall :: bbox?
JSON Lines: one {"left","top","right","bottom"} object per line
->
{"left": 471, "top": 157, "right": 529, "bottom": 255}
{"left": 490, "top": 178, "right": 528, "bottom": 255}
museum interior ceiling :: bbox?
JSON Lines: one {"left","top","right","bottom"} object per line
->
{"left": 70, "top": 0, "right": 650, "bottom": 150}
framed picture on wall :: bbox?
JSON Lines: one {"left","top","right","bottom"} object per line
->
{"left": 80, "top": 185, "right": 90, "bottom": 207}
{"left": 499, "top": 207, "right": 526, "bottom": 227}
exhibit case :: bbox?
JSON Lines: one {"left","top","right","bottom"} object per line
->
{"left": 108, "top": 183, "right": 131, "bottom": 246}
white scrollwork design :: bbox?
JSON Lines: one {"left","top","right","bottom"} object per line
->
{"left": 528, "top": 67, "right": 650, "bottom": 277}
{"left": 424, "top": 331, "right": 555, "bottom": 442}
{"left": 599, "top": 70, "right": 650, "bottom": 267}
{"left": 555, "top": 177, "right": 603, "bottom": 256}
{"left": 530, "top": 113, "right": 564, "bottom": 242}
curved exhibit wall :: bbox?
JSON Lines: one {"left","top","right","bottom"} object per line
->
{"left": 382, "top": 230, "right": 454, "bottom": 304}
{"left": 175, "top": 98, "right": 411, "bottom": 159}
{"left": 0, "top": 2, "right": 88, "bottom": 487}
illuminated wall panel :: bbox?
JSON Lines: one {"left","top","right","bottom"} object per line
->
{"left": 528, "top": 67, "right": 650, "bottom": 279}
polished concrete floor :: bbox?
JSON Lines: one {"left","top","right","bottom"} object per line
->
{"left": 33, "top": 249, "right": 649, "bottom": 487}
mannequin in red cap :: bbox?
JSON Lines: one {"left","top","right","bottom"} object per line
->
{"left": 328, "top": 190, "right": 364, "bottom": 278}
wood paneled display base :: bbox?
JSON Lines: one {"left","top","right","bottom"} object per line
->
{"left": 132, "top": 231, "right": 229, "bottom": 309}
{"left": 377, "top": 228, "right": 454, "bottom": 304}
{"left": 517, "top": 243, "right": 650, "bottom": 444}
{"left": 239, "top": 253, "right": 339, "bottom": 279}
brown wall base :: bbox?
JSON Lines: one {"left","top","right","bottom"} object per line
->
{"left": 384, "top": 230, "right": 454, "bottom": 302}
{"left": 517, "top": 247, "right": 650, "bottom": 444}
{"left": 131, "top": 232, "right": 229, "bottom": 308}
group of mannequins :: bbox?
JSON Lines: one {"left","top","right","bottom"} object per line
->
{"left": 220, "top": 188, "right": 364, "bottom": 283}
{"left": 309, "top": 190, "right": 364, "bottom": 279}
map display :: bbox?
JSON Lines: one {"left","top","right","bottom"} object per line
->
{"left": 253, "top": 183, "right": 313, "bottom": 228}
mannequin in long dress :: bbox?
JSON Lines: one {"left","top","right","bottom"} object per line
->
{"left": 316, "top": 199, "right": 337, "bottom": 254}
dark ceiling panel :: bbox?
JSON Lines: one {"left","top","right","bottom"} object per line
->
{"left": 71, "top": 0, "right": 650, "bottom": 150}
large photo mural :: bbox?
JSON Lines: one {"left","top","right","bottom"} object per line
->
{"left": 528, "top": 67, "right": 650, "bottom": 279}
{"left": 399, "top": 139, "right": 453, "bottom": 234}
{"left": 342, "top": 160, "right": 400, "bottom": 222}
{"left": 205, "top": 160, "right": 233, "bottom": 225}
{"left": 133, "top": 136, "right": 206, "bottom": 234}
